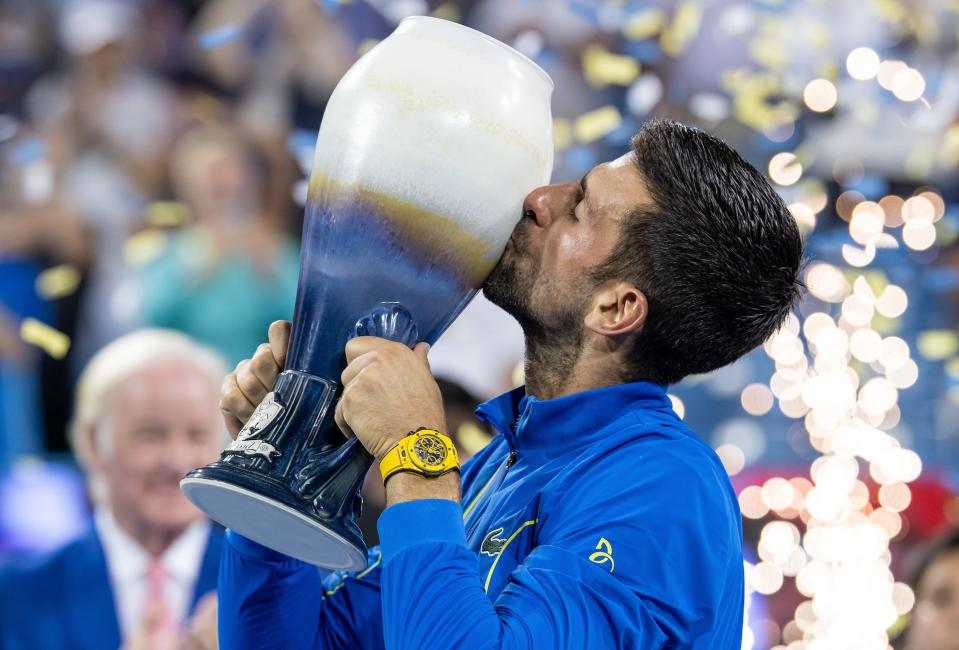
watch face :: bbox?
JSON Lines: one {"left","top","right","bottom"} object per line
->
{"left": 411, "top": 434, "right": 448, "bottom": 469}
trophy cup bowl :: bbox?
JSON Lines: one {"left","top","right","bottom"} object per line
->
{"left": 180, "top": 16, "right": 553, "bottom": 570}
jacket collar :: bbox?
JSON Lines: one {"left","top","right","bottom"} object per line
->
{"left": 475, "top": 381, "right": 676, "bottom": 455}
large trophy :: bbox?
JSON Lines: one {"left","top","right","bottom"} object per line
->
{"left": 180, "top": 16, "right": 553, "bottom": 570}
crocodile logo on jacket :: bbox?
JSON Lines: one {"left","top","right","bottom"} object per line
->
{"left": 481, "top": 527, "right": 506, "bottom": 556}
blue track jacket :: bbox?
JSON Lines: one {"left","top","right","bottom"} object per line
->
{"left": 219, "top": 382, "right": 744, "bottom": 648}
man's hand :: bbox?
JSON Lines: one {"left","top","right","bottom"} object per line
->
{"left": 220, "top": 320, "right": 290, "bottom": 438}
{"left": 335, "top": 337, "right": 447, "bottom": 461}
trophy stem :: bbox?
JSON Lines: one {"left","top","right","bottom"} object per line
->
{"left": 181, "top": 303, "right": 421, "bottom": 570}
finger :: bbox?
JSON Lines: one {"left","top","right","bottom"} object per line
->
{"left": 340, "top": 350, "right": 378, "bottom": 387}
{"left": 268, "top": 320, "right": 292, "bottom": 369}
{"left": 344, "top": 336, "right": 396, "bottom": 364}
{"left": 220, "top": 406, "right": 244, "bottom": 440}
{"left": 235, "top": 359, "right": 270, "bottom": 406}
{"left": 414, "top": 342, "right": 431, "bottom": 367}
{"left": 334, "top": 399, "right": 355, "bottom": 439}
{"left": 249, "top": 343, "right": 281, "bottom": 390}
{"left": 220, "top": 372, "right": 256, "bottom": 426}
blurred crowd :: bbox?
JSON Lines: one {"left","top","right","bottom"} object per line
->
{"left": 1, "top": 0, "right": 959, "bottom": 648}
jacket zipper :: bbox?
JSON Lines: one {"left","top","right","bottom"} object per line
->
{"left": 506, "top": 421, "right": 518, "bottom": 468}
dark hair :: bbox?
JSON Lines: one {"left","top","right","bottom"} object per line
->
{"left": 592, "top": 119, "right": 804, "bottom": 386}
{"left": 891, "top": 529, "right": 959, "bottom": 648}
{"left": 907, "top": 529, "right": 959, "bottom": 593}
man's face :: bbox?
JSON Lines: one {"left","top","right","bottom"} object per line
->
{"left": 484, "top": 153, "right": 651, "bottom": 334}
{"left": 909, "top": 550, "right": 959, "bottom": 650}
{"left": 95, "top": 360, "right": 223, "bottom": 537}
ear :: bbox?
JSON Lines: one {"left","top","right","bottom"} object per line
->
{"left": 85, "top": 424, "right": 109, "bottom": 473}
{"left": 584, "top": 281, "right": 648, "bottom": 337}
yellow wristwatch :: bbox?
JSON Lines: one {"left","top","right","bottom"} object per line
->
{"left": 379, "top": 428, "right": 460, "bottom": 484}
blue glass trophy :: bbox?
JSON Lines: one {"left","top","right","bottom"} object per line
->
{"left": 180, "top": 17, "right": 553, "bottom": 570}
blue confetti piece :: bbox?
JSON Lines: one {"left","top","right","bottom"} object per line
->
{"left": 317, "top": 0, "right": 341, "bottom": 15}
{"left": 8, "top": 137, "right": 45, "bottom": 166}
{"left": 198, "top": 24, "right": 241, "bottom": 50}
{"left": 287, "top": 129, "right": 317, "bottom": 174}
{"left": 565, "top": 145, "right": 598, "bottom": 174}
{"left": 606, "top": 116, "right": 639, "bottom": 145}
{"left": 533, "top": 46, "right": 559, "bottom": 69}
{"left": 287, "top": 130, "right": 316, "bottom": 156}
{"left": 847, "top": 174, "right": 888, "bottom": 199}
{"left": 568, "top": 1, "right": 599, "bottom": 23}
{"left": 624, "top": 40, "right": 663, "bottom": 63}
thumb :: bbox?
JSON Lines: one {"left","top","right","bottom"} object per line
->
{"left": 414, "top": 342, "right": 431, "bottom": 365}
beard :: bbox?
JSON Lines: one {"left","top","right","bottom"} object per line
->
{"left": 483, "top": 222, "right": 587, "bottom": 354}
{"left": 483, "top": 222, "right": 538, "bottom": 328}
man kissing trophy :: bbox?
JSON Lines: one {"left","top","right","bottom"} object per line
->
{"left": 181, "top": 16, "right": 554, "bottom": 571}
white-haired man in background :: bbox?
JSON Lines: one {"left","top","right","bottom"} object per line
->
{"left": 0, "top": 329, "right": 228, "bottom": 650}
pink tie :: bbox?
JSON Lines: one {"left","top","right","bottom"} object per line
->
{"left": 146, "top": 559, "right": 174, "bottom": 648}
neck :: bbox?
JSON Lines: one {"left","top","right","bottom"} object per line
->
{"left": 109, "top": 504, "right": 185, "bottom": 558}
{"left": 523, "top": 332, "right": 626, "bottom": 400}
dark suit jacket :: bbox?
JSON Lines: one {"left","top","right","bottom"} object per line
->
{"left": 0, "top": 523, "right": 224, "bottom": 650}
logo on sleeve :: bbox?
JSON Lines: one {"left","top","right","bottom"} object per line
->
{"left": 589, "top": 537, "right": 615, "bottom": 573}
{"left": 481, "top": 527, "right": 506, "bottom": 556}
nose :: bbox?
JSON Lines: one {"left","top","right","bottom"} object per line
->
{"left": 522, "top": 182, "right": 580, "bottom": 228}
{"left": 160, "top": 434, "right": 202, "bottom": 475}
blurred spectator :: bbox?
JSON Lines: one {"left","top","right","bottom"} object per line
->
{"left": 0, "top": 330, "right": 227, "bottom": 649}
{"left": 139, "top": 124, "right": 299, "bottom": 367}
{"left": 897, "top": 529, "right": 959, "bottom": 650}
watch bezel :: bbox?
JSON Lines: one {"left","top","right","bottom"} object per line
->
{"left": 407, "top": 431, "right": 450, "bottom": 472}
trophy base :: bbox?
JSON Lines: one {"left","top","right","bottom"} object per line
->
{"left": 181, "top": 476, "right": 368, "bottom": 571}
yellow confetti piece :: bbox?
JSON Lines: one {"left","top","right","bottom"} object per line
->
{"left": 146, "top": 201, "right": 191, "bottom": 227}
{"left": 946, "top": 356, "right": 959, "bottom": 378}
{"left": 622, "top": 8, "right": 665, "bottom": 40}
{"left": 939, "top": 125, "right": 959, "bottom": 168}
{"left": 805, "top": 23, "right": 831, "bottom": 49}
{"left": 816, "top": 61, "right": 839, "bottom": 81}
{"left": 855, "top": 270, "right": 889, "bottom": 298}
{"left": 431, "top": 2, "right": 461, "bottom": 22}
{"left": 552, "top": 118, "right": 573, "bottom": 151}
{"left": 574, "top": 106, "right": 622, "bottom": 144}
{"left": 35, "top": 265, "right": 81, "bottom": 300}
{"left": 749, "top": 39, "right": 788, "bottom": 69}
{"left": 660, "top": 0, "right": 702, "bottom": 56}
{"left": 358, "top": 39, "right": 380, "bottom": 56}
{"left": 582, "top": 45, "right": 640, "bottom": 87}
{"left": 905, "top": 143, "right": 937, "bottom": 181}
{"left": 20, "top": 318, "right": 70, "bottom": 360}
{"left": 918, "top": 330, "right": 959, "bottom": 360}
{"left": 874, "top": 0, "right": 907, "bottom": 23}
{"left": 124, "top": 230, "right": 169, "bottom": 267}
{"left": 456, "top": 421, "right": 493, "bottom": 456}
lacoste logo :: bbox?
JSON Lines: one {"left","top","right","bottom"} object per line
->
{"left": 589, "top": 537, "right": 615, "bottom": 573}
{"left": 481, "top": 527, "right": 506, "bottom": 556}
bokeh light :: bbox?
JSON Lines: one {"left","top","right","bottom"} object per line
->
{"left": 846, "top": 47, "right": 880, "bottom": 80}
{"left": 803, "top": 78, "right": 837, "bottom": 112}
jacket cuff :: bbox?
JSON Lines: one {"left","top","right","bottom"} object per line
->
{"left": 377, "top": 499, "right": 467, "bottom": 564}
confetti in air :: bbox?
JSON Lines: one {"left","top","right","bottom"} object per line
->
{"left": 35, "top": 265, "right": 81, "bottom": 300}
{"left": 20, "top": 318, "right": 70, "bottom": 360}
{"left": 198, "top": 24, "right": 241, "bottom": 50}
{"left": 145, "top": 201, "right": 192, "bottom": 228}
{"left": 573, "top": 106, "right": 622, "bottom": 144}
{"left": 123, "top": 230, "right": 169, "bottom": 267}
